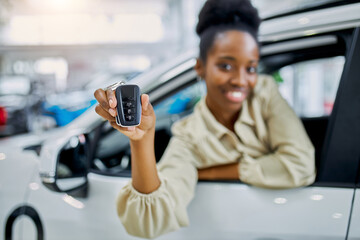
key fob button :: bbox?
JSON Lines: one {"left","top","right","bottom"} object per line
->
{"left": 124, "top": 102, "right": 133, "bottom": 108}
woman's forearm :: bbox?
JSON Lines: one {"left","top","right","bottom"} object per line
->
{"left": 130, "top": 127, "right": 161, "bottom": 194}
{"left": 198, "top": 162, "right": 240, "bottom": 180}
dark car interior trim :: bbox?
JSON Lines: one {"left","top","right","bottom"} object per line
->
{"left": 317, "top": 27, "right": 360, "bottom": 184}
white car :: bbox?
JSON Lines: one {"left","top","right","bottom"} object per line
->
{"left": 1, "top": 2, "right": 360, "bottom": 239}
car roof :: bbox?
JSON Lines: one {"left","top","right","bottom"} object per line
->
{"left": 260, "top": 0, "right": 359, "bottom": 20}
{"left": 260, "top": 2, "right": 360, "bottom": 42}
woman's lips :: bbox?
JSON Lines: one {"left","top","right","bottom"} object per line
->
{"left": 225, "top": 90, "right": 247, "bottom": 103}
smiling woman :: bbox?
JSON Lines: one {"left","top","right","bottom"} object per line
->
{"left": 93, "top": 0, "right": 316, "bottom": 238}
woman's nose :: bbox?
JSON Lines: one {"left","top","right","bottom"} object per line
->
{"left": 230, "top": 68, "right": 247, "bottom": 86}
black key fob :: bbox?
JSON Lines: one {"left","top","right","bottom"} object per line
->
{"left": 115, "top": 84, "right": 141, "bottom": 127}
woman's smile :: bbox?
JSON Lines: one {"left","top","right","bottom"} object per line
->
{"left": 224, "top": 88, "right": 248, "bottom": 103}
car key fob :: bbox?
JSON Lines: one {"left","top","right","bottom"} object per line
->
{"left": 115, "top": 84, "right": 141, "bottom": 127}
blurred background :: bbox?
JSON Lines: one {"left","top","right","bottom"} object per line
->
{"left": 0, "top": 0, "right": 338, "bottom": 137}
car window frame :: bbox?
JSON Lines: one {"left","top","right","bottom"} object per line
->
{"left": 88, "top": 28, "right": 360, "bottom": 189}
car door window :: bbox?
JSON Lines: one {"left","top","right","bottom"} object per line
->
{"left": 266, "top": 56, "right": 345, "bottom": 179}
{"left": 259, "top": 32, "right": 349, "bottom": 180}
{"left": 274, "top": 56, "right": 345, "bottom": 117}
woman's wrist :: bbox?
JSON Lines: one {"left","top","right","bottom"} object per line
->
{"left": 129, "top": 126, "right": 155, "bottom": 144}
{"left": 129, "top": 125, "right": 159, "bottom": 194}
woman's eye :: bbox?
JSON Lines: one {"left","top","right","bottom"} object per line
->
{"left": 219, "top": 64, "right": 232, "bottom": 71}
{"left": 247, "top": 66, "right": 257, "bottom": 73}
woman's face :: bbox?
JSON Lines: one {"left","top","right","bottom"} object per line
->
{"left": 196, "top": 30, "right": 259, "bottom": 117}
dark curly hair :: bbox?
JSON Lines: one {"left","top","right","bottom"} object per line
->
{"left": 196, "top": 0, "right": 261, "bottom": 62}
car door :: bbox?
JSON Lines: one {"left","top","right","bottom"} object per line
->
{"left": 172, "top": 30, "right": 359, "bottom": 239}
{"left": 83, "top": 27, "right": 356, "bottom": 239}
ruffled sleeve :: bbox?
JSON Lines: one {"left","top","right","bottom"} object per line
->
{"left": 116, "top": 122, "right": 199, "bottom": 239}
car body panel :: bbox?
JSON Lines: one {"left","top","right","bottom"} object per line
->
{"left": 0, "top": 145, "right": 39, "bottom": 238}
{"left": 176, "top": 184, "right": 352, "bottom": 240}
{"left": 347, "top": 189, "right": 360, "bottom": 240}
{"left": 24, "top": 171, "right": 354, "bottom": 240}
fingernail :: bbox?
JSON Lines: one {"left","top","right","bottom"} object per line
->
{"left": 127, "top": 127, "right": 135, "bottom": 131}
{"left": 109, "top": 99, "right": 114, "bottom": 107}
{"left": 144, "top": 101, "right": 149, "bottom": 111}
{"left": 109, "top": 108, "right": 116, "bottom": 117}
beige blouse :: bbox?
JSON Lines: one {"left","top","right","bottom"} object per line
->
{"left": 117, "top": 75, "right": 316, "bottom": 238}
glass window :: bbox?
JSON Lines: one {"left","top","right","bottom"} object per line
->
{"left": 273, "top": 56, "right": 345, "bottom": 117}
{"left": 154, "top": 80, "right": 206, "bottom": 118}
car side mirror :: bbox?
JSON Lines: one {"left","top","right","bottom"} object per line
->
{"left": 40, "top": 133, "right": 89, "bottom": 198}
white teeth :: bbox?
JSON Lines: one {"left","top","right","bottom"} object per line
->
{"left": 231, "top": 92, "right": 242, "bottom": 98}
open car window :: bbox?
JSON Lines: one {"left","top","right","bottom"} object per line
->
{"left": 267, "top": 56, "right": 345, "bottom": 172}
{"left": 259, "top": 32, "right": 350, "bottom": 182}
{"left": 89, "top": 30, "right": 352, "bottom": 184}
{"left": 274, "top": 56, "right": 344, "bottom": 117}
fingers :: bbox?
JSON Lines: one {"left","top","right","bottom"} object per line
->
{"left": 95, "top": 89, "right": 155, "bottom": 139}
{"left": 94, "top": 88, "right": 109, "bottom": 109}
{"left": 106, "top": 89, "right": 117, "bottom": 113}
{"left": 96, "top": 104, "right": 137, "bottom": 133}
{"left": 94, "top": 88, "right": 117, "bottom": 117}
{"left": 106, "top": 89, "right": 117, "bottom": 117}
{"left": 95, "top": 104, "right": 114, "bottom": 121}
{"left": 141, "top": 94, "right": 153, "bottom": 116}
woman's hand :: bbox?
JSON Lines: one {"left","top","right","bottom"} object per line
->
{"left": 94, "top": 88, "right": 156, "bottom": 141}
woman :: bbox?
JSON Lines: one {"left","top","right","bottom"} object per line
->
{"left": 94, "top": 0, "right": 315, "bottom": 238}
